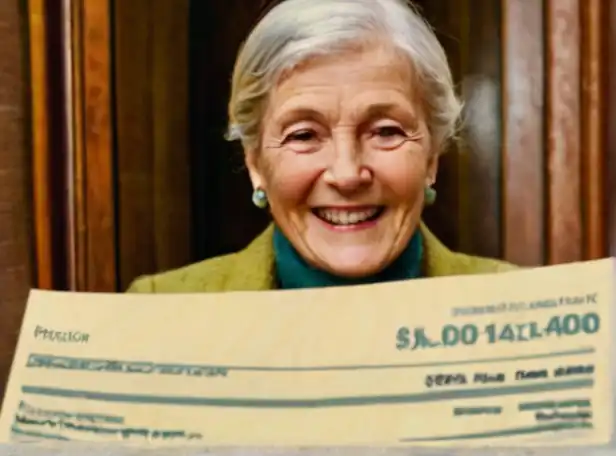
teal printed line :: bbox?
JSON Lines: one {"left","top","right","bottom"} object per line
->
{"left": 26, "top": 347, "right": 595, "bottom": 374}
{"left": 454, "top": 406, "right": 502, "bottom": 416}
{"left": 18, "top": 400, "right": 124, "bottom": 424}
{"left": 22, "top": 378, "right": 593, "bottom": 408}
{"left": 519, "top": 399, "right": 591, "bottom": 411}
{"left": 14, "top": 412, "right": 203, "bottom": 441}
{"left": 401, "top": 421, "right": 593, "bottom": 442}
{"left": 535, "top": 410, "right": 592, "bottom": 421}
{"left": 26, "top": 354, "right": 227, "bottom": 377}
{"left": 11, "top": 425, "right": 70, "bottom": 441}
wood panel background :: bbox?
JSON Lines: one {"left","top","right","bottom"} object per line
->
{"left": 545, "top": 0, "right": 583, "bottom": 265}
{"left": 25, "top": 0, "right": 615, "bottom": 295}
{"left": 0, "top": 0, "right": 34, "bottom": 399}
{"left": 114, "top": 0, "right": 191, "bottom": 291}
{"left": 580, "top": 0, "right": 609, "bottom": 262}
{"left": 73, "top": 0, "right": 116, "bottom": 292}
{"left": 610, "top": 0, "right": 616, "bottom": 258}
{"left": 501, "top": 0, "right": 545, "bottom": 266}
{"left": 29, "top": 0, "right": 117, "bottom": 292}
{"left": 190, "top": 0, "right": 270, "bottom": 263}
{"left": 501, "top": 0, "right": 609, "bottom": 266}
{"left": 30, "top": 0, "right": 70, "bottom": 291}
{"left": 419, "top": 0, "right": 503, "bottom": 260}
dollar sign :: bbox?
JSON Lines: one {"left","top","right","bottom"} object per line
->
{"left": 396, "top": 327, "right": 410, "bottom": 350}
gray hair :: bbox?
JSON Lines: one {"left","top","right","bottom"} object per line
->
{"left": 226, "top": 0, "right": 462, "bottom": 154}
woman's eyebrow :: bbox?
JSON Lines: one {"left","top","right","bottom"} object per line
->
{"left": 363, "top": 102, "right": 413, "bottom": 117}
{"left": 271, "top": 101, "right": 419, "bottom": 130}
{"left": 360, "top": 103, "right": 419, "bottom": 127}
{"left": 274, "top": 107, "right": 328, "bottom": 130}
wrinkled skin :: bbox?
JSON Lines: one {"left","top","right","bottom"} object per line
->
{"left": 246, "top": 44, "right": 438, "bottom": 278}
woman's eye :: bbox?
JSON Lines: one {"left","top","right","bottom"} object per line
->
{"left": 374, "top": 126, "right": 406, "bottom": 138}
{"left": 280, "top": 128, "right": 322, "bottom": 153}
{"left": 284, "top": 129, "right": 317, "bottom": 143}
{"left": 368, "top": 125, "right": 409, "bottom": 150}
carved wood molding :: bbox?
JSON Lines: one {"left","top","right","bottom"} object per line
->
{"left": 580, "top": 0, "right": 609, "bottom": 260}
{"left": 30, "top": 0, "right": 117, "bottom": 292}
{"left": 28, "top": 0, "right": 54, "bottom": 289}
{"left": 502, "top": 0, "right": 611, "bottom": 266}
{"left": 501, "top": 0, "right": 545, "bottom": 266}
{"left": 71, "top": 0, "right": 116, "bottom": 291}
{"left": 545, "top": 0, "right": 583, "bottom": 264}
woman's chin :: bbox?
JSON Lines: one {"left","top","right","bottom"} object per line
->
{"left": 317, "top": 249, "right": 390, "bottom": 279}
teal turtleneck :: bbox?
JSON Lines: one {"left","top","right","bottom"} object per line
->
{"left": 273, "top": 227, "right": 424, "bottom": 289}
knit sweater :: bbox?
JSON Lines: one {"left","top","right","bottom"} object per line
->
{"left": 127, "top": 222, "right": 517, "bottom": 293}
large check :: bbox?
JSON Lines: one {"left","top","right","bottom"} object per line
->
{"left": 0, "top": 259, "right": 614, "bottom": 447}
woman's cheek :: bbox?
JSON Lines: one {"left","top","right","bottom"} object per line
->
{"left": 265, "top": 160, "right": 323, "bottom": 208}
{"left": 375, "top": 153, "right": 427, "bottom": 200}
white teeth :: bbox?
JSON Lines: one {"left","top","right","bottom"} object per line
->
{"left": 315, "top": 208, "right": 380, "bottom": 225}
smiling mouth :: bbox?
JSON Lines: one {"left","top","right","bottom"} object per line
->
{"left": 312, "top": 206, "right": 385, "bottom": 226}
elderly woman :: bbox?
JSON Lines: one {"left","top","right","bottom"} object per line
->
{"left": 128, "top": 0, "right": 516, "bottom": 293}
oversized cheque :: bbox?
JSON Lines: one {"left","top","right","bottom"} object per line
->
{"left": 0, "top": 259, "right": 614, "bottom": 447}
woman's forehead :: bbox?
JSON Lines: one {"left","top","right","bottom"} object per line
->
{"left": 267, "top": 46, "right": 420, "bottom": 122}
{"left": 278, "top": 42, "right": 414, "bottom": 85}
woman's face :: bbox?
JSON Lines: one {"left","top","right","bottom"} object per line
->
{"left": 246, "top": 44, "right": 438, "bottom": 278}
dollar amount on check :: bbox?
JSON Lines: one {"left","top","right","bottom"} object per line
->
{"left": 396, "top": 311, "right": 600, "bottom": 350}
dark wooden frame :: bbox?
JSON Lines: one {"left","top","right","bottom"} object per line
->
{"left": 501, "top": 0, "right": 545, "bottom": 266}
{"left": 30, "top": 0, "right": 116, "bottom": 292}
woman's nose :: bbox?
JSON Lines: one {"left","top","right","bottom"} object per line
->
{"left": 323, "top": 135, "right": 372, "bottom": 192}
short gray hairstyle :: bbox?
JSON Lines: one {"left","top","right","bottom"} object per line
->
{"left": 226, "top": 0, "right": 462, "bottom": 154}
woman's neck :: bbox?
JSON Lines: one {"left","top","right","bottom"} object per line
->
{"left": 273, "top": 227, "right": 423, "bottom": 290}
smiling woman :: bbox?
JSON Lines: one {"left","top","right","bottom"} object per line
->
{"left": 127, "top": 0, "right": 517, "bottom": 293}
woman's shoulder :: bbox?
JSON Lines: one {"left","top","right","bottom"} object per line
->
{"left": 426, "top": 247, "right": 519, "bottom": 278}
{"left": 126, "top": 226, "right": 276, "bottom": 293}
{"left": 126, "top": 252, "right": 239, "bottom": 293}
{"left": 127, "top": 223, "right": 518, "bottom": 293}
{"left": 443, "top": 251, "right": 519, "bottom": 275}
{"left": 420, "top": 223, "right": 519, "bottom": 277}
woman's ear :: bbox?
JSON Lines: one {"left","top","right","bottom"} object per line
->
{"left": 244, "top": 148, "right": 265, "bottom": 190}
{"left": 426, "top": 153, "right": 439, "bottom": 186}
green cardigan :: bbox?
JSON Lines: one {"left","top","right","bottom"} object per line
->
{"left": 127, "top": 223, "right": 517, "bottom": 293}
